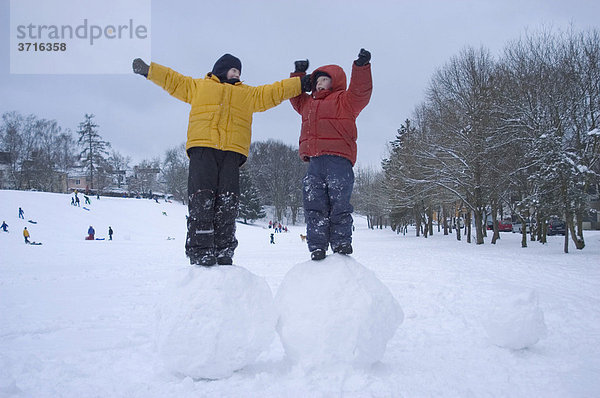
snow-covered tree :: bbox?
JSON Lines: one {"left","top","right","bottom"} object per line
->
{"left": 77, "top": 114, "right": 110, "bottom": 191}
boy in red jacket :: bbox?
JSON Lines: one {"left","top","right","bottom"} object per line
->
{"left": 290, "top": 49, "right": 372, "bottom": 260}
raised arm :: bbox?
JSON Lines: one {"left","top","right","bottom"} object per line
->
{"left": 133, "top": 58, "right": 194, "bottom": 104}
{"left": 343, "top": 49, "right": 373, "bottom": 116}
{"left": 289, "top": 59, "right": 312, "bottom": 114}
{"left": 251, "top": 76, "right": 303, "bottom": 113}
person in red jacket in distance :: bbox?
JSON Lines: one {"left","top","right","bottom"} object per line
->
{"left": 290, "top": 49, "right": 372, "bottom": 261}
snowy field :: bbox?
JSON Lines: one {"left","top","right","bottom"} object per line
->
{"left": 1, "top": 189, "right": 599, "bottom": 397}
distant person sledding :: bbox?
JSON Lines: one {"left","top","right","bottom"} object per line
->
{"left": 86, "top": 225, "right": 95, "bottom": 240}
{"left": 1, "top": 221, "right": 8, "bottom": 232}
{"left": 23, "top": 226, "right": 42, "bottom": 245}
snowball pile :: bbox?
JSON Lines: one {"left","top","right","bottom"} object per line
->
{"left": 275, "top": 254, "right": 403, "bottom": 369}
{"left": 483, "top": 289, "right": 547, "bottom": 350}
{"left": 156, "top": 266, "right": 276, "bottom": 379}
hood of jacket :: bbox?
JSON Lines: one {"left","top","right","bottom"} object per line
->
{"left": 311, "top": 64, "right": 346, "bottom": 98}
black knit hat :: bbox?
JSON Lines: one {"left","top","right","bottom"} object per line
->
{"left": 211, "top": 54, "right": 242, "bottom": 81}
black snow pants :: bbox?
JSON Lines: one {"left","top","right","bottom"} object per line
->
{"left": 186, "top": 147, "right": 245, "bottom": 263}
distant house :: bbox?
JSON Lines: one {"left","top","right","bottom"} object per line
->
{"left": 66, "top": 167, "right": 135, "bottom": 196}
{"left": 66, "top": 168, "right": 92, "bottom": 192}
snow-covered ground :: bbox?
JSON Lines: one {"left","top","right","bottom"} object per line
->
{"left": 1, "top": 189, "right": 599, "bottom": 397}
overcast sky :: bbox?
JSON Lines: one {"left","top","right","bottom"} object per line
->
{"left": 2, "top": 0, "right": 599, "bottom": 170}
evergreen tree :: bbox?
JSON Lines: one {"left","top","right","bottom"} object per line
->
{"left": 76, "top": 114, "right": 110, "bottom": 190}
{"left": 238, "top": 165, "right": 265, "bottom": 224}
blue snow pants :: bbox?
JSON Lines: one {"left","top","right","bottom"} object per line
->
{"left": 303, "top": 155, "right": 354, "bottom": 252}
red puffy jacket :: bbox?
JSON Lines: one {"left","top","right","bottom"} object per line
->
{"left": 290, "top": 63, "right": 372, "bottom": 165}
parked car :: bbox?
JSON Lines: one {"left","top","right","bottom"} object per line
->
{"left": 547, "top": 219, "right": 566, "bottom": 236}
{"left": 498, "top": 219, "right": 513, "bottom": 232}
{"left": 512, "top": 220, "right": 534, "bottom": 233}
{"left": 486, "top": 219, "right": 513, "bottom": 232}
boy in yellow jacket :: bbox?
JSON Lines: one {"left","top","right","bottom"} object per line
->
{"left": 23, "top": 227, "right": 30, "bottom": 244}
{"left": 133, "top": 54, "right": 310, "bottom": 266}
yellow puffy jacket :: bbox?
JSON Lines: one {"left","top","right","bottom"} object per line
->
{"left": 148, "top": 62, "right": 301, "bottom": 157}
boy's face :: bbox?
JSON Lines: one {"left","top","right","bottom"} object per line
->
{"left": 316, "top": 76, "right": 332, "bottom": 92}
{"left": 227, "top": 68, "right": 240, "bottom": 80}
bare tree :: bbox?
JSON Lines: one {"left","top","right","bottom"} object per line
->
{"left": 247, "top": 140, "right": 306, "bottom": 224}
{"left": 107, "top": 150, "right": 131, "bottom": 190}
{"left": 161, "top": 144, "right": 188, "bottom": 203}
{"left": 129, "top": 158, "right": 161, "bottom": 197}
{"left": 354, "top": 165, "right": 386, "bottom": 229}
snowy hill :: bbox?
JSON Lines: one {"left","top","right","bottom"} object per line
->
{"left": 1, "top": 189, "right": 600, "bottom": 397}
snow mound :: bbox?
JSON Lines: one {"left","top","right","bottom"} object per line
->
{"left": 274, "top": 254, "right": 403, "bottom": 369}
{"left": 156, "top": 266, "right": 277, "bottom": 379}
{"left": 483, "top": 289, "right": 547, "bottom": 350}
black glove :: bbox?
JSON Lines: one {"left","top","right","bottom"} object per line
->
{"left": 294, "top": 59, "right": 309, "bottom": 73}
{"left": 300, "top": 74, "right": 312, "bottom": 92}
{"left": 132, "top": 58, "right": 149, "bottom": 77}
{"left": 354, "top": 48, "right": 371, "bottom": 66}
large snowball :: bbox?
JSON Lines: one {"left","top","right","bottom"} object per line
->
{"left": 483, "top": 289, "right": 547, "bottom": 350}
{"left": 274, "top": 255, "right": 403, "bottom": 369}
{"left": 156, "top": 266, "right": 276, "bottom": 379}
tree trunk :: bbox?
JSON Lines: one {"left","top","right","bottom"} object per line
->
{"left": 474, "top": 208, "right": 484, "bottom": 244}
{"left": 491, "top": 204, "right": 499, "bottom": 244}
{"left": 568, "top": 213, "right": 585, "bottom": 250}
{"left": 443, "top": 207, "right": 449, "bottom": 236}
{"left": 428, "top": 207, "right": 434, "bottom": 236}
{"left": 539, "top": 216, "right": 547, "bottom": 244}
{"left": 415, "top": 207, "right": 421, "bottom": 237}
{"left": 574, "top": 209, "right": 585, "bottom": 249}
{"left": 564, "top": 211, "right": 569, "bottom": 254}
{"left": 467, "top": 211, "right": 473, "bottom": 244}
{"left": 520, "top": 215, "right": 527, "bottom": 248}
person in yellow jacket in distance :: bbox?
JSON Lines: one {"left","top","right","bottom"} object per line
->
{"left": 23, "top": 227, "right": 30, "bottom": 244}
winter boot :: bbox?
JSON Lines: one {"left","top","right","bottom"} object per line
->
{"left": 189, "top": 249, "right": 217, "bottom": 267}
{"left": 310, "top": 249, "right": 327, "bottom": 261}
{"left": 333, "top": 243, "right": 353, "bottom": 255}
{"left": 217, "top": 256, "right": 233, "bottom": 265}
{"left": 214, "top": 193, "right": 238, "bottom": 266}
